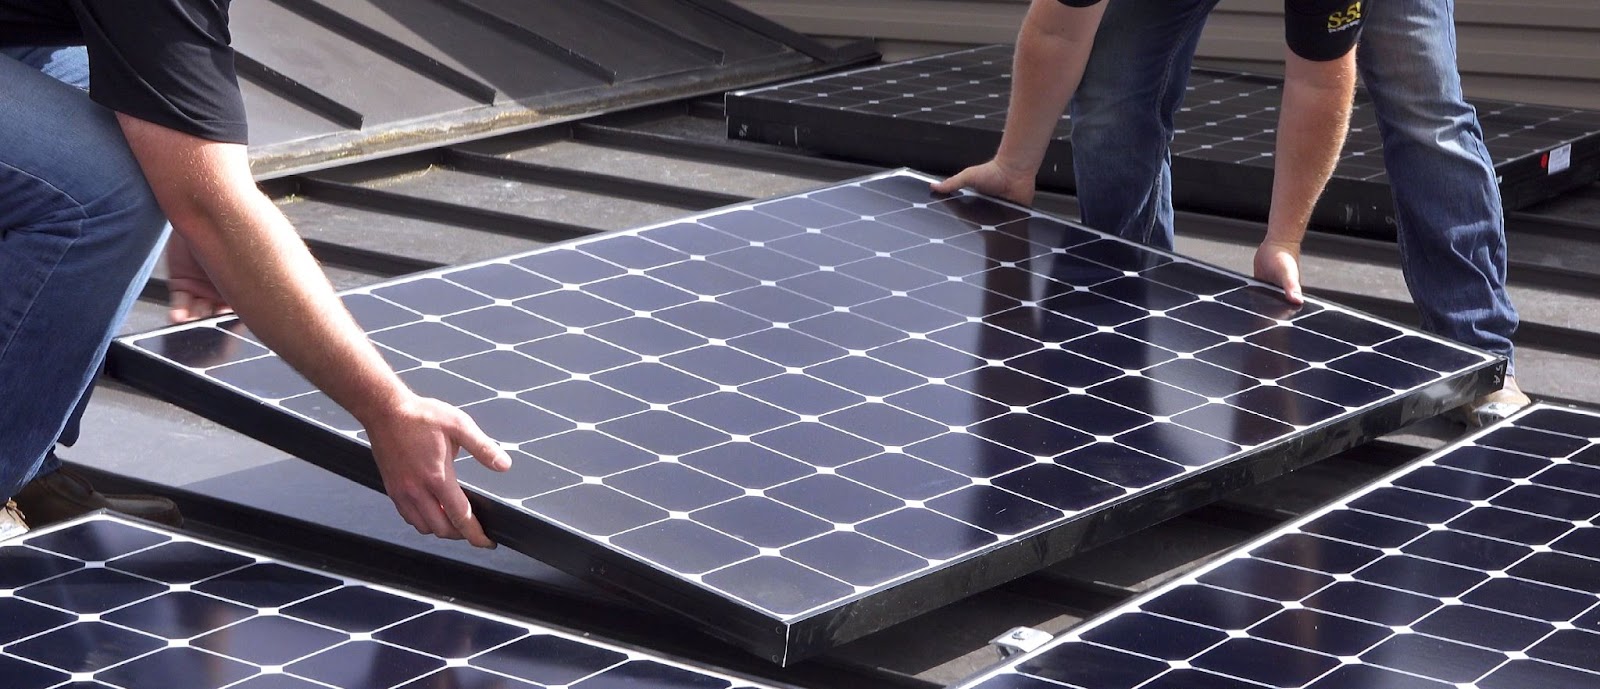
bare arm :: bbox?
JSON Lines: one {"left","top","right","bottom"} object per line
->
{"left": 116, "top": 114, "right": 511, "bottom": 547}
{"left": 1253, "top": 49, "right": 1357, "bottom": 304}
{"left": 933, "top": 0, "right": 1107, "bottom": 203}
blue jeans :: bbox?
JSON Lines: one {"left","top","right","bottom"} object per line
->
{"left": 1070, "top": 0, "right": 1518, "bottom": 371}
{"left": 0, "top": 46, "right": 171, "bottom": 501}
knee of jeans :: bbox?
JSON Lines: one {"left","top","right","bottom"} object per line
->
{"left": 1361, "top": 68, "right": 1478, "bottom": 142}
{"left": 1072, "top": 106, "right": 1168, "bottom": 186}
{"left": 1073, "top": 91, "right": 1162, "bottom": 146}
{"left": 1379, "top": 93, "right": 1478, "bottom": 141}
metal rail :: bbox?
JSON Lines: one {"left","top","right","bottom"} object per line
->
{"left": 272, "top": 0, "right": 498, "bottom": 103}
{"left": 441, "top": 147, "right": 750, "bottom": 209}
{"left": 293, "top": 176, "right": 602, "bottom": 244}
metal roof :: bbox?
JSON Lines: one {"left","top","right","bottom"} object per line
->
{"left": 230, "top": 0, "right": 875, "bottom": 176}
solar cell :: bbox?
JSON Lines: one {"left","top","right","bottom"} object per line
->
{"left": 0, "top": 513, "right": 781, "bottom": 689}
{"left": 111, "top": 170, "right": 1500, "bottom": 663}
{"left": 955, "top": 404, "right": 1600, "bottom": 689}
{"left": 727, "top": 45, "right": 1600, "bottom": 235}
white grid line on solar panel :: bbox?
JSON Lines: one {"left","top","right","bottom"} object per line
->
{"left": 1477, "top": 102, "right": 1600, "bottom": 160}
{"left": 0, "top": 514, "right": 780, "bottom": 689}
{"left": 736, "top": 45, "right": 1018, "bottom": 129}
{"left": 1169, "top": 74, "right": 1283, "bottom": 167}
{"left": 951, "top": 403, "right": 1600, "bottom": 689}
{"left": 123, "top": 170, "right": 1494, "bottom": 622}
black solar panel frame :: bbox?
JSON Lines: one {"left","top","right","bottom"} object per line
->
{"left": 0, "top": 511, "right": 794, "bottom": 689}
{"left": 725, "top": 45, "right": 1600, "bottom": 237}
{"left": 108, "top": 170, "right": 1504, "bottom": 664}
{"left": 952, "top": 402, "right": 1600, "bottom": 689}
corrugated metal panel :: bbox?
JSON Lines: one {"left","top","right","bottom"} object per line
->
{"left": 731, "top": 0, "right": 1600, "bottom": 109}
{"left": 226, "top": 0, "right": 877, "bottom": 176}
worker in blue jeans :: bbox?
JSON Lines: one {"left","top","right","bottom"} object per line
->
{"left": 938, "top": 0, "right": 1526, "bottom": 424}
{"left": 0, "top": 1, "right": 510, "bottom": 542}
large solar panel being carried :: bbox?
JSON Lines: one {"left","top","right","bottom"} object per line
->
{"left": 0, "top": 513, "right": 783, "bottom": 689}
{"left": 955, "top": 403, "right": 1600, "bottom": 689}
{"left": 725, "top": 45, "right": 1600, "bottom": 236}
{"left": 111, "top": 170, "right": 1501, "bottom": 663}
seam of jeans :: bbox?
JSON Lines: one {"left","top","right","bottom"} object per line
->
{"left": 1138, "top": 3, "right": 1214, "bottom": 246}
{"left": 0, "top": 159, "right": 95, "bottom": 211}
{"left": 0, "top": 227, "right": 83, "bottom": 367}
{"left": 0, "top": 161, "right": 90, "bottom": 369}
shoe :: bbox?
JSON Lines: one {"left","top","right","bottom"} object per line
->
{"left": 14, "top": 468, "right": 182, "bottom": 528}
{"left": 1, "top": 500, "right": 26, "bottom": 541}
{"left": 1458, "top": 375, "right": 1533, "bottom": 428}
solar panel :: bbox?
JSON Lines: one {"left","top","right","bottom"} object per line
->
{"left": 726, "top": 45, "right": 1600, "bottom": 236}
{"left": 955, "top": 403, "right": 1600, "bottom": 689}
{"left": 110, "top": 169, "right": 1501, "bottom": 664}
{"left": 0, "top": 512, "right": 783, "bottom": 689}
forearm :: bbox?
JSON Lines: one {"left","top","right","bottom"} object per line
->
{"left": 1265, "top": 50, "right": 1356, "bottom": 246}
{"left": 994, "top": 0, "right": 1107, "bottom": 175}
{"left": 115, "top": 115, "right": 410, "bottom": 427}
{"left": 184, "top": 192, "right": 409, "bottom": 425}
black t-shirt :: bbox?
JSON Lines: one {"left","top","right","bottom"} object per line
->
{"left": 0, "top": 0, "right": 247, "bottom": 143}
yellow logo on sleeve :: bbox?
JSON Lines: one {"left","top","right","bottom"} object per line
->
{"left": 1327, "top": 1, "right": 1362, "bottom": 31}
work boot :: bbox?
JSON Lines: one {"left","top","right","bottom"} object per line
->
{"left": 1460, "top": 375, "right": 1532, "bottom": 428}
{"left": 14, "top": 468, "right": 182, "bottom": 528}
{"left": 1, "top": 500, "right": 26, "bottom": 541}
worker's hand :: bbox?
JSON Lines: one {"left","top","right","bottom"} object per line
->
{"left": 1253, "top": 239, "right": 1305, "bottom": 306}
{"left": 931, "top": 159, "right": 1037, "bottom": 206}
{"left": 165, "top": 233, "right": 233, "bottom": 323}
{"left": 366, "top": 394, "right": 513, "bottom": 548}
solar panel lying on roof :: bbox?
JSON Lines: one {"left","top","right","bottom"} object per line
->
{"left": 0, "top": 513, "right": 782, "bottom": 689}
{"left": 726, "top": 44, "right": 1600, "bottom": 236}
{"left": 955, "top": 403, "right": 1600, "bottom": 689}
{"left": 110, "top": 170, "right": 1501, "bottom": 664}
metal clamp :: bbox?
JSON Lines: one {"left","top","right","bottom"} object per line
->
{"left": 990, "top": 627, "right": 1053, "bottom": 659}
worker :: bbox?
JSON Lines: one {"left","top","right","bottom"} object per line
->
{"left": 0, "top": 1, "right": 510, "bottom": 542}
{"left": 936, "top": 0, "right": 1526, "bottom": 424}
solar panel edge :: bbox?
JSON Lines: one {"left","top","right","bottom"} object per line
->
{"left": 948, "top": 402, "right": 1594, "bottom": 689}
{"left": 2, "top": 510, "right": 799, "bottom": 689}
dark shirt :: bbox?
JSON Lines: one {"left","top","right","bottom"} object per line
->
{"left": 0, "top": 0, "right": 247, "bottom": 143}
